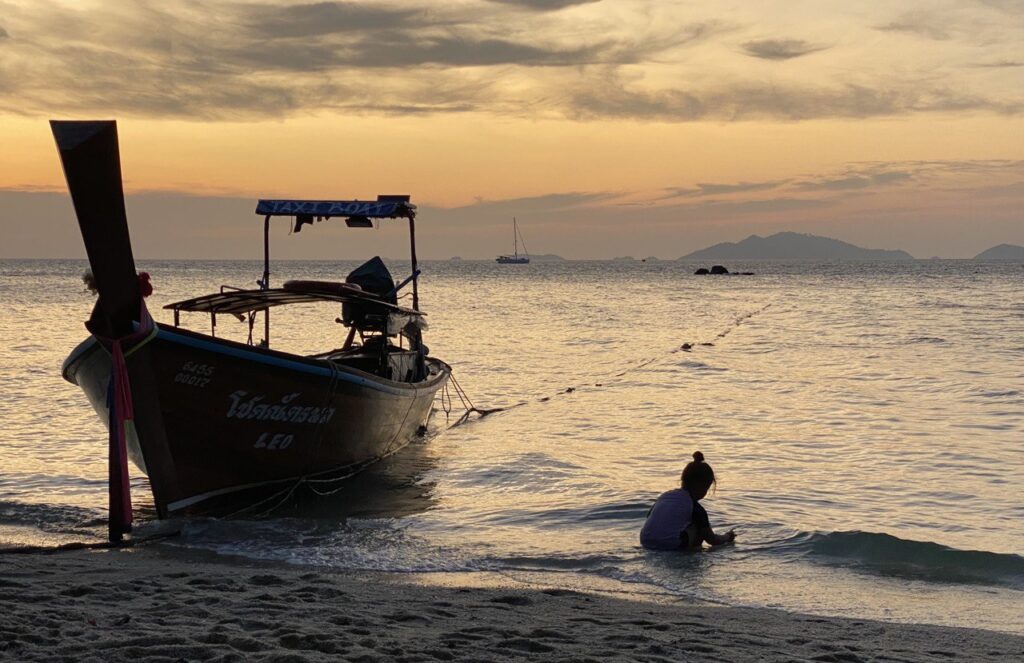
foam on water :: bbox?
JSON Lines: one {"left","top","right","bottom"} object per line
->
{"left": 1, "top": 258, "right": 1022, "bottom": 633}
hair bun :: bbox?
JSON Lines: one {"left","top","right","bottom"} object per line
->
{"left": 692, "top": 451, "right": 705, "bottom": 463}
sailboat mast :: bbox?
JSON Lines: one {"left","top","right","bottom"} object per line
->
{"left": 513, "top": 217, "right": 518, "bottom": 258}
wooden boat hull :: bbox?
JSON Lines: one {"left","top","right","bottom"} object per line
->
{"left": 62, "top": 323, "right": 450, "bottom": 514}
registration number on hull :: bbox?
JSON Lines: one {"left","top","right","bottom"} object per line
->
{"left": 254, "top": 432, "right": 294, "bottom": 450}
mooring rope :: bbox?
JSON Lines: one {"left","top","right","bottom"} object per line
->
{"left": 220, "top": 438, "right": 428, "bottom": 517}
{"left": 444, "top": 302, "right": 773, "bottom": 429}
{"left": 445, "top": 371, "right": 508, "bottom": 428}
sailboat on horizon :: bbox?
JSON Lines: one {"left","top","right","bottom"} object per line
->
{"left": 496, "top": 217, "right": 530, "bottom": 264}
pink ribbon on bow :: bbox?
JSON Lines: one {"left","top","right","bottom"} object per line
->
{"left": 100, "top": 273, "right": 155, "bottom": 542}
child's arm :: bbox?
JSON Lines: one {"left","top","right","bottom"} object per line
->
{"left": 700, "top": 526, "right": 736, "bottom": 547}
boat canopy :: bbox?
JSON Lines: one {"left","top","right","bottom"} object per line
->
{"left": 253, "top": 193, "right": 424, "bottom": 323}
{"left": 165, "top": 285, "right": 422, "bottom": 317}
{"left": 255, "top": 196, "right": 415, "bottom": 220}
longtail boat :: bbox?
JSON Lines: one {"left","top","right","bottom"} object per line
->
{"left": 51, "top": 121, "right": 450, "bottom": 539}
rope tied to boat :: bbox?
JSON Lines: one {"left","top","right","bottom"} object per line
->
{"left": 442, "top": 302, "right": 774, "bottom": 428}
{"left": 443, "top": 372, "right": 507, "bottom": 429}
{"left": 94, "top": 272, "right": 159, "bottom": 543}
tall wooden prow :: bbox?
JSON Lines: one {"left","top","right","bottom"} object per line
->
{"left": 51, "top": 121, "right": 140, "bottom": 337}
{"left": 51, "top": 120, "right": 178, "bottom": 538}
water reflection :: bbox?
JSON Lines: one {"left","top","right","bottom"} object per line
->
{"left": 272, "top": 437, "right": 441, "bottom": 521}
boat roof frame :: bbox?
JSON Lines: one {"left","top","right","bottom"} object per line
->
{"left": 164, "top": 286, "right": 423, "bottom": 317}
{"left": 253, "top": 195, "right": 424, "bottom": 345}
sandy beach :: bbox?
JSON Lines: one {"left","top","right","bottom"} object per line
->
{"left": 2, "top": 545, "right": 1021, "bottom": 662}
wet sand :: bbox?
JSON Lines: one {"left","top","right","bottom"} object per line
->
{"left": 2, "top": 546, "right": 1021, "bottom": 662}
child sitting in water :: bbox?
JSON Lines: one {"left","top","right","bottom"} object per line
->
{"left": 640, "top": 451, "right": 736, "bottom": 550}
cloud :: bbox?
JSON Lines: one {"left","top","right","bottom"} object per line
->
{"left": 220, "top": 35, "right": 623, "bottom": 71}
{"left": 486, "top": 0, "right": 601, "bottom": 9}
{"left": 977, "top": 0, "right": 1024, "bottom": 13}
{"left": 794, "top": 170, "right": 913, "bottom": 192}
{"left": 741, "top": 38, "right": 827, "bottom": 60}
{"left": 658, "top": 162, "right": 1023, "bottom": 205}
{"left": 0, "top": 1, "right": 688, "bottom": 119}
{"left": 844, "top": 159, "right": 1024, "bottom": 179}
{"left": 0, "top": 1, "right": 1020, "bottom": 122}
{"left": 566, "top": 73, "right": 1022, "bottom": 121}
{"left": 445, "top": 191, "right": 618, "bottom": 214}
{"left": 875, "top": 11, "right": 952, "bottom": 40}
{"left": 950, "top": 180, "right": 1024, "bottom": 198}
{"left": 970, "top": 60, "right": 1023, "bottom": 68}
{"left": 242, "top": 2, "right": 426, "bottom": 38}
{"left": 664, "top": 180, "right": 788, "bottom": 198}
{"left": 0, "top": 25, "right": 9, "bottom": 39}
{"left": 689, "top": 197, "right": 833, "bottom": 215}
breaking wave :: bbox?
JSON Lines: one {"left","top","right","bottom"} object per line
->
{"left": 776, "top": 530, "right": 1024, "bottom": 588}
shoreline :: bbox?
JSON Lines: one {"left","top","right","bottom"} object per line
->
{"left": 3, "top": 545, "right": 1021, "bottom": 662}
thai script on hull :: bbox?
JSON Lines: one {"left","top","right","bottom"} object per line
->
{"left": 226, "top": 391, "right": 336, "bottom": 424}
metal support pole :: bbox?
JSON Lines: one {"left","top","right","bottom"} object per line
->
{"left": 262, "top": 214, "right": 271, "bottom": 346}
{"left": 408, "top": 213, "right": 420, "bottom": 312}
{"left": 262, "top": 214, "right": 271, "bottom": 289}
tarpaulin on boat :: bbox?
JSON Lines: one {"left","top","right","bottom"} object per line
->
{"left": 346, "top": 257, "right": 397, "bottom": 304}
{"left": 343, "top": 257, "right": 398, "bottom": 329}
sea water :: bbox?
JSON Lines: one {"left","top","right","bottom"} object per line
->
{"left": 1, "top": 258, "right": 1022, "bottom": 633}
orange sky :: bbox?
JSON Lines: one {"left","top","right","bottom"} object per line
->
{"left": 1, "top": 1, "right": 1022, "bottom": 258}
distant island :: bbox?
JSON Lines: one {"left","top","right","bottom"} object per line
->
{"left": 529, "top": 254, "right": 566, "bottom": 262}
{"left": 974, "top": 244, "right": 1024, "bottom": 260}
{"left": 681, "top": 232, "right": 914, "bottom": 260}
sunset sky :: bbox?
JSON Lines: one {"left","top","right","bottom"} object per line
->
{"left": 1, "top": 0, "right": 1022, "bottom": 259}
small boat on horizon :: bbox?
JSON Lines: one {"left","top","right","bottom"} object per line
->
{"left": 496, "top": 217, "right": 530, "bottom": 264}
{"left": 51, "top": 121, "right": 451, "bottom": 540}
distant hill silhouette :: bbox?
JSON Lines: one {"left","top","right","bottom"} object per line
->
{"left": 974, "top": 244, "right": 1024, "bottom": 260}
{"left": 530, "top": 254, "right": 566, "bottom": 262}
{"left": 681, "top": 232, "right": 914, "bottom": 260}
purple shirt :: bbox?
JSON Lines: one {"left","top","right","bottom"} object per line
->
{"left": 640, "top": 489, "right": 698, "bottom": 550}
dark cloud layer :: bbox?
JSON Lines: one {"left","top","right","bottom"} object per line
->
{"left": 243, "top": 2, "right": 425, "bottom": 38}
{"left": 0, "top": 1, "right": 1020, "bottom": 122}
{"left": 0, "top": 1, "right": 681, "bottom": 119}
{"left": 741, "top": 38, "right": 826, "bottom": 60}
